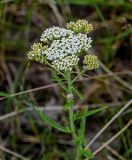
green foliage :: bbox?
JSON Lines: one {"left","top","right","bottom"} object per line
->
{"left": 0, "top": 0, "right": 131, "bottom": 159}
{"left": 35, "top": 107, "right": 70, "bottom": 133}
{"left": 74, "top": 106, "right": 108, "bottom": 121}
{"left": 56, "top": 0, "right": 132, "bottom": 9}
{"left": 0, "top": 92, "right": 10, "bottom": 97}
{"left": 79, "top": 147, "right": 94, "bottom": 159}
{"left": 72, "top": 86, "right": 84, "bottom": 101}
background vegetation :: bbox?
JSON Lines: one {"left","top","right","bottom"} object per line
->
{"left": 0, "top": 0, "right": 132, "bottom": 159}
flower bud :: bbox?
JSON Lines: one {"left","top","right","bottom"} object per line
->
{"left": 83, "top": 55, "right": 99, "bottom": 70}
{"left": 67, "top": 19, "right": 93, "bottom": 34}
{"left": 27, "top": 43, "right": 48, "bottom": 64}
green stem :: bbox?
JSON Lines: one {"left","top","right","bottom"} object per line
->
{"left": 69, "top": 107, "right": 77, "bottom": 140}
{"left": 67, "top": 70, "right": 72, "bottom": 93}
{"left": 66, "top": 70, "right": 82, "bottom": 160}
{"left": 76, "top": 144, "right": 82, "bottom": 160}
{"left": 75, "top": 108, "right": 87, "bottom": 160}
{"left": 57, "top": 70, "right": 87, "bottom": 160}
{"left": 80, "top": 107, "right": 87, "bottom": 144}
{"left": 72, "top": 69, "right": 85, "bottom": 83}
{"left": 66, "top": 70, "right": 77, "bottom": 139}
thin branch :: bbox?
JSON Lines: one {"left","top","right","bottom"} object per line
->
{"left": 0, "top": 71, "right": 131, "bottom": 102}
{"left": 98, "top": 60, "right": 132, "bottom": 90}
{"left": 85, "top": 99, "right": 132, "bottom": 149}
{"left": 93, "top": 119, "right": 132, "bottom": 155}
{"left": 88, "top": 49, "right": 132, "bottom": 90}
{"left": 0, "top": 146, "right": 29, "bottom": 160}
{"left": 105, "top": 145, "right": 127, "bottom": 160}
{"left": 46, "top": 0, "right": 64, "bottom": 27}
{"left": 82, "top": 76, "right": 132, "bottom": 94}
{"left": 0, "top": 83, "right": 57, "bottom": 101}
{"left": 0, "top": 101, "right": 126, "bottom": 121}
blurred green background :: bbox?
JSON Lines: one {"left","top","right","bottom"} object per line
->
{"left": 0, "top": 0, "right": 132, "bottom": 160}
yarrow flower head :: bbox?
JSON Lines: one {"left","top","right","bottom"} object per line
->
{"left": 52, "top": 55, "right": 79, "bottom": 71}
{"left": 40, "top": 26, "right": 74, "bottom": 43}
{"left": 45, "top": 33, "right": 92, "bottom": 61}
{"left": 27, "top": 43, "right": 48, "bottom": 64}
{"left": 27, "top": 20, "right": 99, "bottom": 72}
{"left": 83, "top": 55, "right": 99, "bottom": 70}
{"left": 67, "top": 19, "right": 93, "bottom": 34}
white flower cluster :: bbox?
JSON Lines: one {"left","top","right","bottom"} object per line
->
{"left": 27, "top": 43, "right": 48, "bottom": 64}
{"left": 27, "top": 21, "right": 93, "bottom": 71}
{"left": 52, "top": 55, "right": 79, "bottom": 71}
{"left": 39, "top": 26, "right": 93, "bottom": 71}
{"left": 40, "top": 26, "right": 74, "bottom": 43}
{"left": 45, "top": 33, "right": 92, "bottom": 61}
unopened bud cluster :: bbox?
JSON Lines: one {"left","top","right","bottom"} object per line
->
{"left": 67, "top": 19, "right": 93, "bottom": 34}
{"left": 27, "top": 43, "right": 48, "bottom": 63}
{"left": 83, "top": 55, "right": 99, "bottom": 70}
{"left": 27, "top": 20, "right": 99, "bottom": 72}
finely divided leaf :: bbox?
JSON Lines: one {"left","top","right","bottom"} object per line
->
{"left": 74, "top": 106, "right": 108, "bottom": 121}
{"left": 35, "top": 107, "right": 70, "bottom": 133}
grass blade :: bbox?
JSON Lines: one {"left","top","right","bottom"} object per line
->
{"left": 35, "top": 107, "right": 70, "bottom": 133}
{"left": 74, "top": 106, "right": 108, "bottom": 121}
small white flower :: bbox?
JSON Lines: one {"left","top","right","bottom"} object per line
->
{"left": 40, "top": 26, "right": 74, "bottom": 43}
{"left": 52, "top": 55, "right": 79, "bottom": 71}
{"left": 45, "top": 33, "right": 92, "bottom": 61}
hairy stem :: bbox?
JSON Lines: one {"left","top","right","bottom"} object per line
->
{"left": 67, "top": 71, "right": 77, "bottom": 139}
{"left": 69, "top": 107, "right": 77, "bottom": 140}
{"left": 67, "top": 70, "right": 82, "bottom": 160}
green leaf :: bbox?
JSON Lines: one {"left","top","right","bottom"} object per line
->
{"left": 56, "top": 0, "right": 132, "bottom": 9}
{"left": 80, "top": 147, "right": 94, "bottom": 159}
{"left": 72, "top": 86, "right": 83, "bottom": 101}
{"left": 64, "top": 100, "right": 74, "bottom": 110}
{"left": 56, "top": 0, "right": 103, "bottom": 5}
{"left": 52, "top": 73, "right": 68, "bottom": 91}
{"left": 35, "top": 107, "right": 70, "bottom": 133}
{"left": 74, "top": 106, "right": 108, "bottom": 121}
{"left": 0, "top": 92, "right": 10, "bottom": 97}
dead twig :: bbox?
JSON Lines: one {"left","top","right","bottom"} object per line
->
{"left": 98, "top": 60, "right": 132, "bottom": 90}
{"left": 85, "top": 99, "right": 132, "bottom": 149}
{"left": 0, "top": 101, "right": 126, "bottom": 121}
{"left": 46, "top": 0, "right": 65, "bottom": 26}
{"left": 0, "top": 83, "right": 57, "bottom": 101}
{"left": 0, "top": 146, "right": 29, "bottom": 160}
{"left": 105, "top": 145, "right": 127, "bottom": 160}
{"left": 93, "top": 119, "right": 132, "bottom": 155}
{"left": 0, "top": 71, "right": 131, "bottom": 101}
